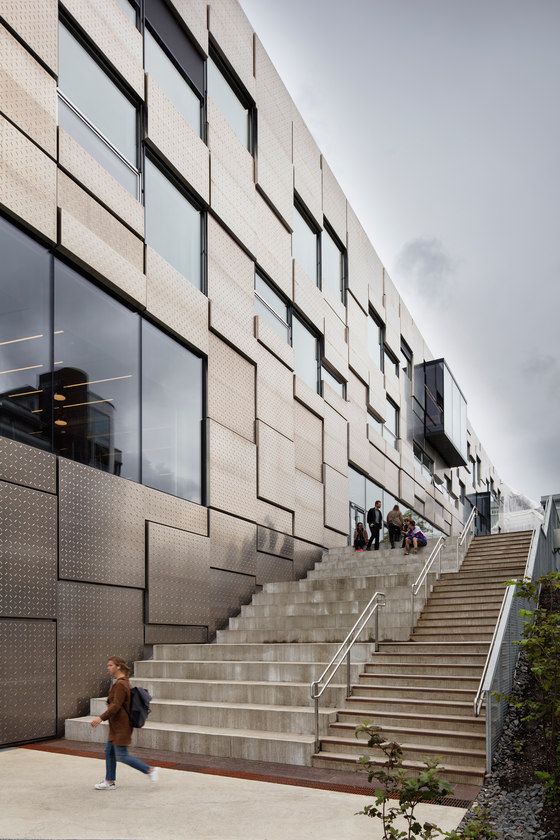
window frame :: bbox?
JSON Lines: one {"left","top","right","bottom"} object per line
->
{"left": 400, "top": 337, "right": 413, "bottom": 380}
{"left": 208, "top": 41, "right": 256, "bottom": 154}
{"left": 291, "top": 312, "right": 320, "bottom": 394}
{"left": 254, "top": 270, "right": 291, "bottom": 343}
{"left": 368, "top": 309, "right": 384, "bottom": 370}
{"left": 293, "top": 195, "right": 320, "bottom": 287}
{"left": 321, "top": 362, "right": 346, "bottom": 399}
{"left": 321, "top": 219, "right": 346, "bottom": 304}
{"left": 382, "top": 397, "right": 400, "bottom": 449}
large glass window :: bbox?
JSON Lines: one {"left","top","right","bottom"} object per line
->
{"left": 142, "top": 321, "right": 202, "bottom": 503}
{"left": 53, "top": 261, "right": 140, "bottom": 480}
{"left": 58, "top": 23, "right": 138, "bottom": 195}
{"left": 207, "top": 57, "right": 250, "bottom": 148}
{"left": 145, "top": 158, "right": 202, "bottom": 288}
{"left": 145, "top": 29, "right": 201, "bottom": 135}
{"left": 383, "top": 398, "right": 399, "bottom": 449}
{"left": 292, "top": 204, "right": 318, "bottom": 285}
{"left": 367, "top": 313, "right": 383, "bottom": 369}
{"left": 322, "top": 226, "right": 344, "bottom": 302}
{"left": 0, "top": 219, "right": 51, "bottom": 450}
{"left": 292, "top": 316, "right": 319, "bottom": 392}
{"left": 413, "top": 442, "right": 434, "bottom": 481}
{"left": 254, "top": 273, "right": 290, "bottom": 343}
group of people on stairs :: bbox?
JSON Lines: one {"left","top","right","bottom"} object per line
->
{"left": 352, "top": 501, "right": 428, "bottom": 555}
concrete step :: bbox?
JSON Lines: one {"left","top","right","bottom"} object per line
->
{"left": 135, "top": 659, "right": 363, "bottom": 683}
{"left": 412, "top": 629, "right": 494, "bottom": 641}
{"left": 341, "top": 695, "right": 477, "bottom": 716}
{"left": 416, "top": 616, "right": 497, "bottom": 628}
{"left": 332, "top": 719, "right": 485, "bottom": 750}
{"left": 365, "top": 653, "right": 486, "bottom": 667}
{"left": 419, "top": 606, "right": 500, "bottom": 619}
{"left": 215, "top": 628, "right": 375, "bottom": 644}
{"left": 378, "top": 641, "right": 489, "bottom": 655}
{"left": 440, "top": 568, "right": 525, "bottom": 583}
{"left": 263, "top": 574, "right": 416, "bottom": 593}
{"left": 356, "top": 672, "right": 480, "bottom": 689}
{"left": 312, "top": 751, "right": 485, "bottom": 786}
{"left": 251, "top": 586, "right": 410, "bottom": 607}
{"left": 364, "top": 661, "right": 484, "bottom": 677}
{"left": 319, "top": 734, "right": 485, "bottom": 769}
{"left": 151, "top": 643, "right": 373, "bottom": 663}
{"left": 227, "top": 613, "right": 372, "bottom": 632}
{"left": 330, "top": 707, "right": 485, "bottom": 732}
{"left": 65, "top": 716, "right": 316, "bottom": 765}
{"left": 348, "top": 683, "right": 475, "bottom": 702}
{"left": 241, "top": 601, "right": 369, "bottom": 618}
{"left": 427, "top": 592, "right": 504, "bottom": 606}
{"left": 308, "top": 559, "right": 426, "bottom": 578}
{"left": 432, "top": 581, "right": 508, "bottom": 594}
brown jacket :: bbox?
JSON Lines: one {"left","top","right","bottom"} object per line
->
{"left": 386, "top": 509, "right": 404, "bottom": 529}
{"left": 100, "top": 676, "right": 133, "bottom": 746}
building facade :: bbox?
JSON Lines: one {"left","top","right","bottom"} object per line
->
{"left": 0, "top": 0, "right": 502, "bottom": 747}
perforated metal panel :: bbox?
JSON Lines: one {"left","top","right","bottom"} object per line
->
{"left": 209, "top": 567, "right": 255, "bottom": 631}
{"left": 256, "top": 420, "right": 295, "bottom": 510}
{"left": 208, "top": 335, "right": 255, "bottom": 443}
{"left": 294, "top": 469, "right": 324, "bottom": 545}
{"left": 292, "top": 110, "right": 322, "bottom": 226}
{"left": 294, "top": 402, "right": 323, "bottom": 481}
{"left": 1, "top": 0, "right": 58, "bottom": 72}
{"left": 147, "top": 521, "right": 210, "bottom": 626}
{"left": 293, "top": 539, "right": 322, "bottom": 579}
{"left": 207, "top": 0, "right": 256, "bottom": 96}
{"left": 144, "top": 624, "right": 208, "bottom": 645}
{"left": 208, "top": 420, "right": 257, "bottom": 521}
{"left": 256, "top": 552, "right": 294, "bottom": 584}
{"left": 256, "top": 346, "right": 294, "bottom": 441}
{"left": 253, "top": 191, "right": 292, "bottom": 297}
{"left": 321, "top": 158, "right": 347, "bottom": 245}
{"left": 209, "top": 510, "right": 257, "bottom": 576}
{"left": 0, "top": 618, "right": 56, "bottom": 745}
{"left": 257, "top": 526, "right": 294, "bottom": 559}
{"left": 0, "top": 437, "right": 56, "bottom": 494}
{"left": 324, "top": 465, "right": 349, "bottom": 534}
{"left": 57, "top": 581, "right": 144, "bottom": 729}
{"left": 0, "top": 481, "right": 57, "bottom": 618}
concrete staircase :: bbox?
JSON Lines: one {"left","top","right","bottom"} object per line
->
{"left": 313, "top": 531, "right": 532, "bottom": 786}
{"left": 65, "top": 531, "right": 531, "bottom": 782}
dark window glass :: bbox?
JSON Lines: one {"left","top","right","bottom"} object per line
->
{"left": 145, "top": 29, "right": 201, "bottom": 135}
{"left": 254, "top": 274, "right": 289, "bottom": 342}
{"left": 207, "top": 57, "right": 249, "bottom": 148}
{"left": 145, "top": 158, "right": 202, "bottom": 287}
{"left": 58, "top": 24, "right": 138, "bottom": 192}
{"left": 321, "top": 365, "right": 344, "bottom": 397}
{"left": 0, "top": 218, "right": 51, "bottom": 450}
{"left": 145, "top": 0, "right": 204, "bottom": 97}
{"left": 322, "top": 226, "right": 344, "bottom": 302}
{"left": 142, "top": 321, "right": 202, "bottom": 502}
{"left": 293, "top": 204, "right": 318, "bottom": 284}
{"left": 53, "top": 261, "right": 140, "bottom": 480}
{"left": 292, "top": 316, "right": 318, "bottom": 392}
{"left": 367, "top": 314, "right": 383, "bottom": 369}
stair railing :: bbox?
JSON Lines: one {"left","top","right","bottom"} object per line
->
{"left": 310, "top": 590, "right": 385, "bottom": 752}
{"left": 473, "top": 496, "right": 559, "bottom": 772}
{"left": 456, "top": 506, "right": 478, "bottom": 571}
{"left": 410, "top": 536, "right": 446, "bottom": 635}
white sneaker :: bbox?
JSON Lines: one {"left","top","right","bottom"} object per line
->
{"left": 149, "top": 767, "right": 159, "bottom": 784}
{"left": 94, "top": 780, "right": 116, "bottom": 790}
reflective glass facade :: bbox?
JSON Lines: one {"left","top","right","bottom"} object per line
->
{"left": 420, "top": 359, "right": 468, "bottom": 467}
{"left": 207, "top": 57, "right": 249, "bottom": 148}
{"left": 145, "top": 29, "right": 201, "bottom": 135}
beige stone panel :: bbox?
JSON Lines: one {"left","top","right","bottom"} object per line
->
{"left": 293, "top": 469, "right": 324, "bottom": 545}
{"left": 61, "top": 0, "right": 144, "bottom": 97}
{"left": 1, "top": 0, "right": 57, "bottom": 72}
{"left": 209, "top": 510, "right": 257, "bottom": 576}
{"left": 207, "top": 0, "right": 255, "bottom": 96}
{"left": 146, "top": 246, "right": 209, "bottom": 354}
{"left": 58, "top": 209, "right": 146, "bottom": 306}
{"left": 324, "top": 290, "right": 346, "bottom": 326}
{"left": 57, "top": 172, "right": 143, "bottom": 269}
{"left": 293, "top": 262, "right": 325, "bottom": 333}
{"left": 292, "top": 109, "right": 322, "bottom": 226}
{"left": 346, "top": 205, "right": 372, "bottom": 314}
{"left": 368, "top": 242, "right": 385, "bottom": 314}
{"left": 346, "top": 293, "right": 369, "bottom": 384}
{"left": 324, "top": 464, "right": 348, "bottom": 534}
{"left": 209, "top": 142, "right": 255, "bottom": 256}
{"left": 399, "top": 470, "right": 416, "bottom": 509}
{"left": 256, "top": 344, "right": 294, "bottom": 441}
{"left": 414, "top": 482, "right": 427, "bottom": 503}
{"left": 254, "top": 38, "right": 291, "bottom": 156}
{"left": 257, "top": 420, "right": 295, "bottom": 510}
{"left": 294, "top": 376, "right": 325, "bottom": 421}
{"left": 0, "top": 116, "right": 56, "bottom": 241}
{"left": 58, "top": 129, "right": 144, "bottom": 234}
{"left": 253, "top": 191, "right": 292, "bottom": 297}
{"left": 367, "top": 422, "right": 385, "bottom": 454}
{"left": 256, "top": 498, "right": 293, "bottom": 534}
{"left": 207, "top": 419, "right": 256, "bottom": 520}
{"left": 254, "top": 315, "right": 293, "bottom": 370}
{"left": 1, "top": 25, "right": 56, "bottom": 156}
{"left": 146, "top": 75, "right": 209, "bottom": 203}
{"left": 368, "top": 441, "right": 387, "bottom": 484}
{"left": 321, "top": 157, "right": 346, "bottom": 244}
{"left": 384, "top": 437, "right": 401, "bottom": 469}
{"left": 384, "top": 367, "right": 401, "bottom": 407}
{"left": 322, "top": 383, "right": 348, "bottom": 421}
{"left": 424, "top": 495, "right": 436, "bottom": 524}
{"left": 323, "top": 404, "right": 347, "bottom": 476}
{"left": 384, "top": 457, "right": 400, "bottom": 499}
{"left": 294, "top": 402, "right": 322, "bottom": 482}
{"left": 323, "top": 527, "right": 347, "bottom": 549}
{"left": 255, "top": 132, "right": 293, "bottom": 229}
{"left": 207, "top": 333, "right": 255, "bottom": 443}
{"left": 170, "top": 0, "right": 208, "bottom": 55}
{"left": 368, "top": 366, "right": 387, "bottom": 421}
{"left": 323, "top": 311, "right": 349, "bottom": 380}
{"left": 348, "top": 417, "right": 369, "bottom": 473}
{"left": 348, "top": 347, "right": 369, "bottom": 387}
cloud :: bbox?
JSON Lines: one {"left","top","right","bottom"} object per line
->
{"left": 395, "top": 237, "right": 458, "bottom": 303}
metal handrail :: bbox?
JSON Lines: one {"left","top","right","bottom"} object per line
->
{"left": 310, "top": 590, "right": 385, "bottom": 751}
{"left": 473, "top": 583, "right": 516, "bottom": 716}
{"left": 456, "top": 506, "right": 478, "bottom": 570}
{"left": 410, "top": 536, "right": 446, "bottom": 632}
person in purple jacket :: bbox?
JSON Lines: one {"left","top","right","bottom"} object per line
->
{"left": 403, "top": 520, "right": 428, "bottom": 555}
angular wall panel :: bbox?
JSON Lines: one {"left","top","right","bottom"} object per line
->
{"left": 324, "top": 465, "right": 348, "bottom": 534}
{"left": 207, "top": 0, "right": 255, "bottom": 96}
{"left": 253, "top": 191, "right": 292, "bottom": 297}
{"left": 0, "top": 618, "right": 56, "bottom": 745}
{"left": 209, "top": 510, "right": 257, "bottom": 576}
{"left": 209, "top": 567, "right": 256, "bottom": 631}
{"left": 293, "top": 538, "right": 322, "bottom": 578}
{"left": 0, "top": 437, "right": 56, "bottom": 494}
{"left": 256, "top": 553, "right": 293, "bottom": 584}
{"left": 292, "top": 110, "right": 322, "bottom": 226}
{"left": 257, "top": 525, "right": 294, "bottom": 559}
{"left": 256, "top": 345, "right": 294, "bottom": 441}
{"left": 0, "top": 481, "right": 57, "bottom": 618}
{"left": 255, "top": 498, "right": 293, "bottom": 535}
{"left": 255, "top": 315, "right": 294, "bottom": 369}
{"left": 347, "top": 205, "right": 375, "bottom": 315}
{"left": 293, "top": 469, "right": 324, "bottom": 545}
{"left": 208, "top": 334, "right": 255, "bottom": 442}
{"left": 1, "top": 0, "right": 58, "bottom": 72}
{"left": 207, "top": 420, "right": 257, "bottom": 520}
{"left": 323, "top": 404, "right": 348, "bottom": 477}
{"left": 321, "top": 158, "right": 347, "bottom": 245}
{"left": 294, "top": 401, "right": 323, "bottom": 482}
{"left": 257, "top": 420, "right": 295, "bottom": 511}
{"left": 171, "top": 0, "right": 208, "bottom": 54}
{"left": 144, "top": 624, "right": 208, "bottom": 645}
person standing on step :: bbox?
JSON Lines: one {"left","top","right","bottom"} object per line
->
{"left": 90, "top": 656, "right": 159, "bottom": 790}
{"left": 366, "top": 499, "right": 383, "bottom": 550}
{"left": 386, "top": 505, "right": 404, "bottom": 549}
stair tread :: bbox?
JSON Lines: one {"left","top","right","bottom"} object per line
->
{"left": 94, "top": 697, "right": 329, "bottom": 714}
{"left": 321, "top": 735, "right": 486, "bottom": 758}
{"left": 338, "top": 708, "right": 484, "bottom": 724}
{"left": 133, "top": 677, "right": 346, "bottom": 688}
{"left": 313, "top": 752, "right": 485, "bottom": 776}
{"left": 332, "top": 722, "right": 484, "bottom": 741}
{"left": 346, "top": 696, "right": 473, "bottom": 708}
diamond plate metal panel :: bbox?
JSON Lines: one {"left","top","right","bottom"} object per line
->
{"left": 255, "top": 499, "right": 293, "bottom": 535}
{"left": 208, "top": 334, "right": 255, "bottom": 443}
{"left": 58, "top": 129, "right": 144, "bottom": 235}
{"left": 58, "top": 209, "right": 147, "bottom": 308}
{"left": 1, "top": 0, "right": 58, "bottom": 72}
{"left": 292, "top": 109, "right": 322, "bottom": 227}
{"left": 57, "top": 580, "right": 144, "bottom": 729}
{"left": 61, "top": 0, "right": 144, "bottom": 97}
{"left": 209, "top": 567, "right": 255, "bottom": 632}
{"left": 324, "top": 464, "right": 348, "bottom": 535}
{"left": 256, "top": 420, "right": 295, "bottom": 511}
{"left": 0, "top": 437, "right": 56, "bottom": 494}
{"left": 207, "top": 0, "right": 256, "bottom": 97}
{"left": 321, "top": 158, "right": 347, "bottom": 245}
{"left": 256, "top": 344, "right": 294, "bottom": 441}
{"left": 293, "top": 538, "right": 322, "bottom": 579}
{"left": 256, "top": 552, "right": 293, "bottom": 584}
{"left": 294, "top": 469, "right": 324, "bottom": 545}
{"left": 146, "top": 246, "right": 209, "bottom": 356}
{"left": 347, "top": 205, "right": 376, "bottom": 315}
{"left": 208, "top": 420, "right": 257, "bottom": 521}
{"left": 323, "top": 404, "right": 348, "bottom": 477}
{"left": 143, "top": 485, "right": 208, "bottom": 536}
{"left": 144, "top": 624, "right": 208, "bottom": 645}
{"left": 0, "top": 116, "right": 57, "bottom": 242}
{"left": 257, "top": 526, "right": 294, "bottom": 559}
{"left": 347, "top": 294, "right": 369, "bottom": 383}
{"left": 146, "top": 75, "right": 210, "bottom": 203}
{"left": 1, "top": 24, "right": 57, "bottom": 157}
{"left": 0, "top": 618, "right": 56, "bottom": 745}
{"left": 0, "top": 481, "right": 57, "bottom": 618}
{"left": 293, "top": 262, "right": 325, "bottom": 334}
{"left": 209, "top": 510, "right": 257, "bottom": 576}
{"left": 294, "top": 401, "right": 323, "bottom": 482}
{"left": 255, "top": 315, "right": 294, "bottom": 370}
{"left": 147, "top": 521, "right": 210, "bottom": 626}
{"left": 253, "top": 191, "right": 292, "bottom": 298}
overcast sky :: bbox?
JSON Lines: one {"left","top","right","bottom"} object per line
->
{"left": 240, "top": 0, "right": 560, "bottom": 502}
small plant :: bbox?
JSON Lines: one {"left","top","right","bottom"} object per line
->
{"left": 355, "top": 722, "right": 497, "bottom": 839}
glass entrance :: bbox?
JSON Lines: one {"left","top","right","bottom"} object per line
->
{"left": 349, "top": 502, "right": 366, "bottom": 545}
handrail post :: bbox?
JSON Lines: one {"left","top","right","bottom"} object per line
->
{"left": 346, "top": 649, "right": 351, "bottom": 697}
{"left": 410, "top": 588, "right": 415, "bottom": 636}
{"left": 314, "top": 695, "right": 319, "bottom": 753}
{"left": 374, "top": 603, "right": 379, "bottom": 652}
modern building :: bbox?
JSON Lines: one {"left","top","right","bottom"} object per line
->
{"left": 0, "top": 0, "right": 503, "bottom": 748}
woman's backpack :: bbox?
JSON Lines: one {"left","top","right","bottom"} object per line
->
{"left": 128, "top": 686, "right": 152, "bottom": 728}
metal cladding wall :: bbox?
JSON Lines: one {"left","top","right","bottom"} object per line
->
{"left": 0, "top": 0, "right": 501, "bottom": 745}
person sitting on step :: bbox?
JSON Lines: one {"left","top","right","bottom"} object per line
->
{"left": 403, "top": 520, "right": 428, "bottom": 555}
{"left": 353, "top": 521, "right": 368, "bottom": 552}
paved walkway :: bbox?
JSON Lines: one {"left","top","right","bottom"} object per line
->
{"left": 0, "top": 747, "right": 466, "bottom": 840}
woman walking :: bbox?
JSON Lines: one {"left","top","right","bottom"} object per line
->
{"left": 90, "top": 656, "right": 159, "bottom": 790}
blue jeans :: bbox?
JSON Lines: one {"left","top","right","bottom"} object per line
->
{"left": 105, "top": 740, "right": 150, "bottom": 781}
